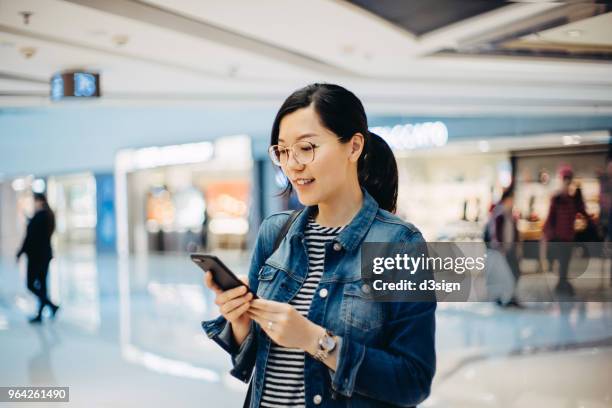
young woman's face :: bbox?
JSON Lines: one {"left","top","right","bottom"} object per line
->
{"left": 277, "top": 105, "right": 359, "bottom": 207}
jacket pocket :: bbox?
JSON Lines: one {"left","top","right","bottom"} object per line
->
{"left": 258, "top": 265, "right": 278, "bottom": 281}
{"left": 256, "top": 265, "right": 282, "bottom": 299}
{"left": 340, "top": 282, "right": 384, "bottom": 332}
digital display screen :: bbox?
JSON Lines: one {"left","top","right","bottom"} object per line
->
{"left": 50, "top": 74, "right": 64, "bottom": 100}
{"left": 74, "top": 73, "right": 98, "bottom": 97}
{"left": 50, "top": 72, "right": 100, "bottom": 100}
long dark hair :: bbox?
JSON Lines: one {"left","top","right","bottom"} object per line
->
{"left": 270, "top": 83, "right": 398, "bottom": 213}
{"left": 34, "top": 193, "right": 55, "bottom": 237}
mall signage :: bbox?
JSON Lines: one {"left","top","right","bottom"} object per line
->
{"left": 50, "top": 71, "right": 101, "bottom": 100}
{"left": 370, "top": 121, "right": 448, "bottom": 151}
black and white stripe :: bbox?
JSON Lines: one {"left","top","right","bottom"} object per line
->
{"left": 260, "top": 218, "right": 344, "bottom": 408}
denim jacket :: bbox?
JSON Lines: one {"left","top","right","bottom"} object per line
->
{"left": 202, "top": 189, "right": 436, "bottom": 407}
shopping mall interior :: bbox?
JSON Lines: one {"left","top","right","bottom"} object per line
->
{"left": 1, "top": 1, "right": 611, "bottom": 407}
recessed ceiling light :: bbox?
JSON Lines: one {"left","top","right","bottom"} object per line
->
{"left": 19, "top": 46, "right": 36, "bottom": 59}
{"left": 340, "top": 44, "right": 355, "bottom": 55}
{"left": 565, "top": 29, "right": 583, "bottom": 38}
{"left": 112, "top": 34, "right": 129, "bottom": 47}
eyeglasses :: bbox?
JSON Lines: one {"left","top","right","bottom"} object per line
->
{"left": 268, "top": 141, "right": 318, "bottom": 166}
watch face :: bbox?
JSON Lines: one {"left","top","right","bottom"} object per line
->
{"left": 321, "top": 335, "right": 336, "bottom": 351}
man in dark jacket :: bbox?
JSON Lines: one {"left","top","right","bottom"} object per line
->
{"left": 16, "top": 193, "right": 60, "bottom": 323}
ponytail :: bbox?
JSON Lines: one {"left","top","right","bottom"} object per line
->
{"left": 358, "top": 132, "right": 398, "bottom": 213}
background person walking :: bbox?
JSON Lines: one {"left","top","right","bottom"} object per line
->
{"left": 16, "top": 193, "right": 60, "bottom": 323}
{"left": 487, "top": 187, "right": 522, "bottom": 307}
{"left": 542, "top": 166, "right": 588, "bottom": 296}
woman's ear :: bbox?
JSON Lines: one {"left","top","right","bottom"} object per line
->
{"left": 349, "top": 133, "right": 365, "bottom": 162}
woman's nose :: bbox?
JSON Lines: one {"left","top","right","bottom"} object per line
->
{"left": 285, "top": 150, "right": 304, "bottom": 170}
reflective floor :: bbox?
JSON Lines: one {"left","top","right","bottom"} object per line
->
{"left": 0, "top": 248, "right": 611, "bottom": 407}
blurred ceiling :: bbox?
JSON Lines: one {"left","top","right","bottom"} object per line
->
{"left": 0, "top": 0, "right": 611, "bottom": 115}
{"left": 347, "top": 0, "right": 508, "bottom": 36}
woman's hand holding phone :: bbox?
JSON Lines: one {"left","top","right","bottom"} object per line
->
{"left": 204, "top": 271, "right": 253, "bottom": 346}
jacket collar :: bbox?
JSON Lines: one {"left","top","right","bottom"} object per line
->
{"left": 287, "top": 187, "right": 379, "bottom": 252}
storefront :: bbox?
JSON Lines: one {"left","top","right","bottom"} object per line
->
{"left": 0, "top": 172, "right": 115, "bottom": 259}
{"left": 47, "top": 173, "right": 98, "bottom": 253}
{"left": 379, "top": 123, "right": 610, "bottom": 242}
{"left": 395, "top": 150, "right": 510, "bottom": 241}
{"left": 513, "top": 142, "right": 610, "bottom": 243}
{"left": 115, "top": 135, "right": 254, "bottom": 255}
{"left": 373, "top": 121, "right": 509, "bottom": 241}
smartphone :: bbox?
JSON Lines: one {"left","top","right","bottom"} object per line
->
{"left": 191, "top": 253, "right": 257, "bottom": 298}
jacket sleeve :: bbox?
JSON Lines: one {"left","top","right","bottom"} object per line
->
{"left": 543, "top": 196, "right": 557, "bottom": 240}
{"left": 17, "top": 215, "right": 38, "bottom": 257}
{"left": 576, "top": 194, "right": 588, "bottom": 217}
{"left": 200, "top": 214, "right": 282, "bottom": 382}
{"left": 330, "top": 231, "right": 436, "bottom": 407}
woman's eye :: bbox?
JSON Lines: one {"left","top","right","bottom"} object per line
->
{"left": 300, "top": 146, "right": 313, "bottom": 152}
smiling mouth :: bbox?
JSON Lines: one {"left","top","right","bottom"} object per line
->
{"left": 294, "top": 178, "right": 315, "bottom": 186}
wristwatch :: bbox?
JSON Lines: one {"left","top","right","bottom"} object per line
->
{"left": 313, "top": 329, "right": 336, "bottom": 362}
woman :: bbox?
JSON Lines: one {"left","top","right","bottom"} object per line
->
{"left": 487, "top": 187, "right": 522, "bottom": 307}
{"left": 202, "top": 84, "right": 436, "bottom": 407}
{"left": 16, "top": 193, "right": 59, "bottom": 323}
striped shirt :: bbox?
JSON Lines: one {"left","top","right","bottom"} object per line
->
{"left": 260, "top": 217, "right": 345, "bottom": 408}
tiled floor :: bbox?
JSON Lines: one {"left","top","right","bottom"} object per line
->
{"left": 0, "top": 249, "right": 610, "bottom": 407}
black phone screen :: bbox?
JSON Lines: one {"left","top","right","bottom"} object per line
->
{"left": 191, "top": 254, "right": 257, "bottom": 298}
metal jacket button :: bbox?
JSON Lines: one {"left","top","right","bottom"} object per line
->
{"left": 319, "top": 288, "right": 328, "bottom": 298}
{"left": 333, "top": 242, "right": 342, "bottom": 251}
{"left": 313, "top": 394, "right": 322, "bottom": 405}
